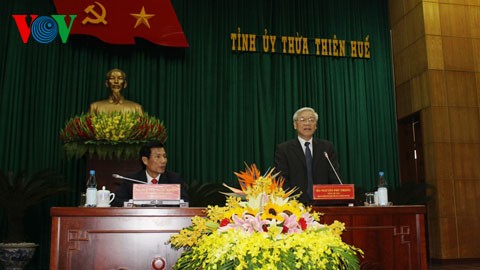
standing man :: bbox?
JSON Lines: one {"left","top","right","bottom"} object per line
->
{"left": 112, "top": 141, "right": 189, "bottom": 206}
{"left": 274, "top": 107, "right": 341, "bottom": 204}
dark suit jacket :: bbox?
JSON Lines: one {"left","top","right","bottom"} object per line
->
{"left": 111, "top": 169, "right": 189, "bottom": 207}
{"left": 274, "top": 138, "right": 341, "bottom": 203}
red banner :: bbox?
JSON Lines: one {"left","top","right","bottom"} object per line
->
{"left": 53, "top": 0, "right": 188, "bottom": 47}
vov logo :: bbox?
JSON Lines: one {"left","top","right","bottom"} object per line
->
{"left": 12, "top": 15, "right": 77, "bottom": 44}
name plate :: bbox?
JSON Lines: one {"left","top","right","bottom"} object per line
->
{"left": 313, "top": 184, "right": 355, "bottom": 200}
{"left": 133, "top": 184, "right": 180, "bottom": 200}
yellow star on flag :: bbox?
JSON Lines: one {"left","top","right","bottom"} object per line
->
{"left": 130, "top": 6, "right": 155, "bottom": 29}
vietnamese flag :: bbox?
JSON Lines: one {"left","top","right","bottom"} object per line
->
{"left": 53, "top": 0, "right": 188, "bottom": 47}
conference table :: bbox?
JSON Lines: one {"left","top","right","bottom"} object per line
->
{"left": 50, "top": 205, "right": 427, "bottom": 270}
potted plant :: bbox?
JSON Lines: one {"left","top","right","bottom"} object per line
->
{"left": 0, "top": 169, "right": 69, "bottom": 270}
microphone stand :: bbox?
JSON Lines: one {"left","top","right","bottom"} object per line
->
{"left": 112, "top": 174, "right": 146, "bottom": 184}
{"left": 323, "top": 152, "right": 343, "bottom": 184}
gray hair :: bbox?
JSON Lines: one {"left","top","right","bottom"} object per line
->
{"left": 292, "top": 107, "right": 318, "bottom": 122}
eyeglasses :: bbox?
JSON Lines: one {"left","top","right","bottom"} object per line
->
{"left": 296, "top": 117, "right": 316, "bottom": 124}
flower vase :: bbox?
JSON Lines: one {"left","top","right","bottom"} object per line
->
{"left": 0, "top": 243, "right": 38, "bottom": 270}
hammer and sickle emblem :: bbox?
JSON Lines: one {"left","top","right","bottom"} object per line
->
{"left": 82, "top": 1, "right": 107, "bottom": 25}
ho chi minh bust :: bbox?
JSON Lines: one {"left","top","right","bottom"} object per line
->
{"left": 89, "top": 68, "right": 144, "bottom": 114}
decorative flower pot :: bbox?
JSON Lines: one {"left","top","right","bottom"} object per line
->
{"left": 0, "top": 243, "right": 38, "bottom": 270}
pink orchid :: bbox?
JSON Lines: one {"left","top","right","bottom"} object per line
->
{"left": 301, "top": 213, "right": 325, "bottom": 229}
{"left": 244, "top": 213, "right": 269, "bottom": 233}
{"left": 280, "top": 213, "right": 303, "bottom": 234}
{"left": 219, "top": 213, "right": 269, "bottom": 234}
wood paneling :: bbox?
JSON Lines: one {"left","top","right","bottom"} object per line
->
{"left": 391, "top": 0, "right": 480, "bottom": 261}
{"left": 477, "top": 73, "right": 480, "bottom": 106}
{"left": 427, "top": 70, "right": 448, "bottom": 106}
{"left": 405, "top": 0, "right": 423, "bottom": 13}
{"left": 451, "top": 143, "right": 480, "bottom": 178}
{"left": 449, "top": 108, "right": 480, "bottom": 142}
{"left": 396, "top": 82, "right": 413, "bottom": 118}
{"left": 445, "top": 72, "right": 477, "bottom": 106}
{"left": 473, "top": 39, "right": 480, "bottom": 71}
{"left": 466, "top": 5, "right": 480, "bottom": 38}
{"left": 424, "top": 2, "right": 442, "bottom": 35}
{"left": 50, "top": 206, "right": 427, "bottom": 270}
{"left": 411, "top": 71, "right": 430, "bottom": 110}
{"left": 411, "top": 38, "right": 429, "bottom": 77}
{"left": 423, "top": 107, "right": 451, "bottom": 143}
{"left": 431, "top": 217, "right": 459, "bottom": 258}
{"left": 389, "top": 0, "right": 406, "bottom": 30}
{"left": 406, "top": 4, "right": 426, "bottom": 43}
{"left": 426, "top": 36, "right": 445, "bottom": 70}
{"left": 426, "top": 143, "right": 454, "bottom": 179}
{"left": 439, "top": 4, "right": 469, "bottom": 37}
{"left": 456, "top": 216, "right": 480, "bottom": 257}
{"left": 442, "top": 37, "right": 475, "bottom": 71}
{"left": 433, "top": 179, "right": 456, "bottom": 217}
{"left": 392, "top": 19, "right": 409, "bottom": 55}
{"left": 454, "top": 180, "right": 480, "bottom": 216}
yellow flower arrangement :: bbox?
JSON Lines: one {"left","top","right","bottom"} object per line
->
{"left": 169, "top": 164, "right": 362, "bottom": 270}
{"left": 59, "top": 112, "right": 167, "bottom": 159}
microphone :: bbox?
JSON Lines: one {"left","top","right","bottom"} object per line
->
{"left": 323, "top": 152, "right": 343, "bottom": 184}
{"left": 112, "top": 174, "right": 146, "bottom": 184}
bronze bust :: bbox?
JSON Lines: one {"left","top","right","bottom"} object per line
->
{"left": 89, "top": 68, "right": 144, "bottom": 114}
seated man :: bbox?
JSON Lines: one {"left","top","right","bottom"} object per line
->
{"left": 112, "top": 141, "right": 189, "bottom": 206}
{"left": 89, "top": 68, "right": 144, "bottom": 114}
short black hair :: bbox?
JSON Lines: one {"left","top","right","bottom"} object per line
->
{"left": 139, "top": 141, "right": 165, "bottom": 167}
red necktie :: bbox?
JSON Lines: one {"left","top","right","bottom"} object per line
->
{"left": 151, "top": 178, "right": 158, "bottom": 184}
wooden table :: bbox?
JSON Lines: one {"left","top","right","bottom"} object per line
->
{"left": 318, "top": 205, "right": 427, "bottom": 270}
{"left": 50, "top": 206, "right": 427, "bottom": 270}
